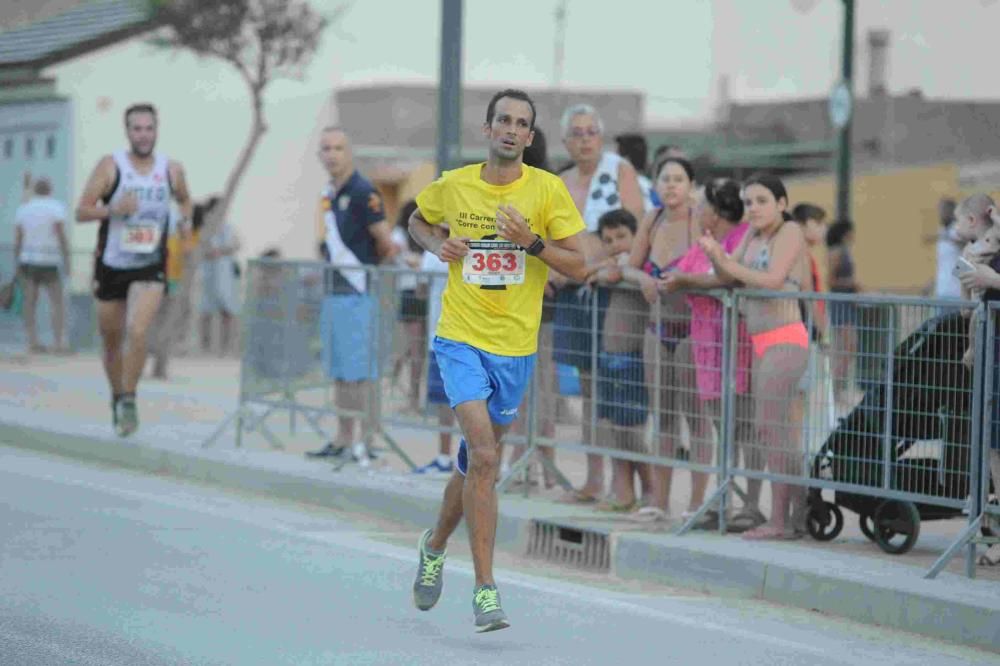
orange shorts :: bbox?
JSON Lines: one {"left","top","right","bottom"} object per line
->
{"left": 749, "top": 321, "right": 809, "bottom": 358}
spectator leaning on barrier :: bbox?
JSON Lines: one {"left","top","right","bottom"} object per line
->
{"left": 698, "top": 173, "right": 812, "bottom": 541}
{"left": 662, "top": 178, "right": 755, "bottom": 530}
{"left": 14, "top": 176, "right": 70, "bottom": 354}
{"left": 552, "top": 103, "right": 643, "bottom": 505}
{"left": 951, "top": 198, "right": 1000, "bottom": 566}
{"left": 585, "top": 208, "right": 653, "bottom": 512}
{"left": 622, "top": 156, "right": 698, "bottom": 524}
{"left": 306, "top": 126, "right": 398, "bottom": 461}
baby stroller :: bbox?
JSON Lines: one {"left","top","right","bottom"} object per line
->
{"left": 805, "top": 310, "right": 990, "bottom": 554}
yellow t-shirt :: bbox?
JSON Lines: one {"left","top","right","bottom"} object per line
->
{"left": 416, "top": 163, "right": 584, "bottom": 356}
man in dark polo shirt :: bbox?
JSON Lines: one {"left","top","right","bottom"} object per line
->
{"left": 307, "top": 127, "right": 398, "bottom": 461}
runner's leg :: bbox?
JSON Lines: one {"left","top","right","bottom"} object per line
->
{"left": 122, "top": 282, "right": 164, "bottom": 394}
{"left": 454, "top": 401, "right": 507, "bottom": 587}
{"left": 97, "top": 299, "right": 128, "bottom": 395}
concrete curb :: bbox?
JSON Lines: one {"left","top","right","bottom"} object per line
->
{"left": 3, "top": 421, "right": 998, "bottom": 653}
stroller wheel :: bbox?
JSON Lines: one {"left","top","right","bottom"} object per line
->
{"left": 872, "top": 500, "right": 920, "bottom": 555}
{"left": 806, "top": 502, "right": 843, "bottom": 541}
{"left": 859, "top": 514, "right": 876, "bottom": 542}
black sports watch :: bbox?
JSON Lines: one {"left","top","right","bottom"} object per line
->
{"left": 524, "top": 234, "right": 545, "bottom": 256}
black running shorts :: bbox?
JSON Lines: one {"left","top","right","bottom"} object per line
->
{"left": 93, "top": 258, "right": 165, "bottom": 301}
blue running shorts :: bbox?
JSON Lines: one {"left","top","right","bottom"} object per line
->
{"left": 432, "top": 336, "right": 535, "bottom": 476}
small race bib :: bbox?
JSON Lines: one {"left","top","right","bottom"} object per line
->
{"left": 462, "top": 240, "right": 526, "bottom": 286}
{"left": 120, "top": 223, "right": 162, "bottom": 254}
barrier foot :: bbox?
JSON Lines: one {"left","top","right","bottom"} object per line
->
{"left": 376, "top": 429, "right": 417, "bottom": 471}
{"left": 676, "top": 480, "right": 730, "bottom": 536}
{"left": 925, "top": 514, "right": 982, "bottom": 579}
{"left": 202, "top": 408, "right": 246, "bottom": 449}
{"left": 536, "top": 450, "right": 573, "bottom": 492}
{"left": 202, "top": 405, "right": 285, "bottom": 450}
{"left": 301, "top": 410, "right": 332, "bottom": 440}
{"left": 496, "top": 445, "right": 535, "bottom": 494}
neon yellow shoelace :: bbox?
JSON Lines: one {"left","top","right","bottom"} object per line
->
{"left": 475, "top": 587, "right": 500, "bottom": 613}
{"left": 420, "top": 553, "right": 445, "bottom": 586}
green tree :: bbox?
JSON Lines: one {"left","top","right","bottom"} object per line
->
{"left": 151, "top": 0, "right": 332, "bottom": 226}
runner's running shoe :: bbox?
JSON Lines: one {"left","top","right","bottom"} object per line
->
{"left": 116, "top": 396, "right": 138, "bottom": 437}
{"left": 413, "top": 528, "right": 446, "bottom": 611}
{"left": 472, "top": 584, "right": 509, "bottom": 633}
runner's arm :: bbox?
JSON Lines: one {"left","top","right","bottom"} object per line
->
{"left": 75, "top": 156, "right": 117, "bottom": 222}
{"left": 536, "top": 232, "right": 588, "bottom": 282}
{"left": 408, "top": 209, "right": 467, "bottom": 262}
{"left": 168, "top": 161, "right": 194, "bottom": 239}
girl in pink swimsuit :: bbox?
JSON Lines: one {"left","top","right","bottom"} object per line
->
{"left": 663, "top": 179, "right": 756, "bottom": 527}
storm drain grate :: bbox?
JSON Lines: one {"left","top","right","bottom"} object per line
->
{"left": 526, "top": 520, "right": 610, "bottom": 572}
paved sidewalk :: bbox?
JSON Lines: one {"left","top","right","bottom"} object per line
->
{"left": 0, "top": 348, "right": 998, "bottom": 653}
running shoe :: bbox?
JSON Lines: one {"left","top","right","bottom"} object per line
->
{"left": 472, "top": 584, "right": 509, "bottom": 633}
{"left": 413, "top": 528, "right": 446, "bottom": 611}
{"left": 111, "top": 397, "right": 120, "bottom": 435}
{"left": 116, "top": 396, "right": 138, "bottom": 437}
{"left": 413, "top": 458, "right": 454, "bottom": 474}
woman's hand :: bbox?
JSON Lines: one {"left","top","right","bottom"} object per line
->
{"left": 659, "top": 274, "right": 683, "bottom": 293}
{"left": 639, "top": 273, "right": 659, "bottom": 305}
{"left": 960, "top": 263, "right": 1000, "bottom": 292}
{"left": 697, "top": 233, "right": 724, "bottom": 264}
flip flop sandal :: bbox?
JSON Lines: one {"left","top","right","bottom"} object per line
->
{"left": 555, "top": 489, "right": 600, "bottom": 505}
{"left": 741, "top": 525, "right": 787, "bottom": 541}
{"left": 978, "top": 545, "right": 1000, "bottom": 567}
{"left": 595, "top": 500, "right": 639, "bottom": 513}
{"left": 629, "top": 506, "right": 669, "bottom": 523}
{"left": 727, "top": 508, "right": 767, "bottom": 534}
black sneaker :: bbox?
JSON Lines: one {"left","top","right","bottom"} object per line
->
{"left": 305, "top": 443, "right": 347, "bottom": 459}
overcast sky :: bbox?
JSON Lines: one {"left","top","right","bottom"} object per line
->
{"left": 45, "top": 0, "right": 999, "bottom": 257}
{"left": 307, "top": 0, "right": 1000, "bottom": 124}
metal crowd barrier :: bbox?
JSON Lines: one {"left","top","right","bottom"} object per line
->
{"left": 222, "top": 259, "right": 998, "bottom": 579}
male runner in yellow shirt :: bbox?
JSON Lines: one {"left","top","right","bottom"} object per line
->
{"left": 408, "top": 89, "right": 588, "bottom": 632}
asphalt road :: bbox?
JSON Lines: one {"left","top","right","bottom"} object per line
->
{"left": 0, "top": 446, "right": 996, "bottom": 666}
